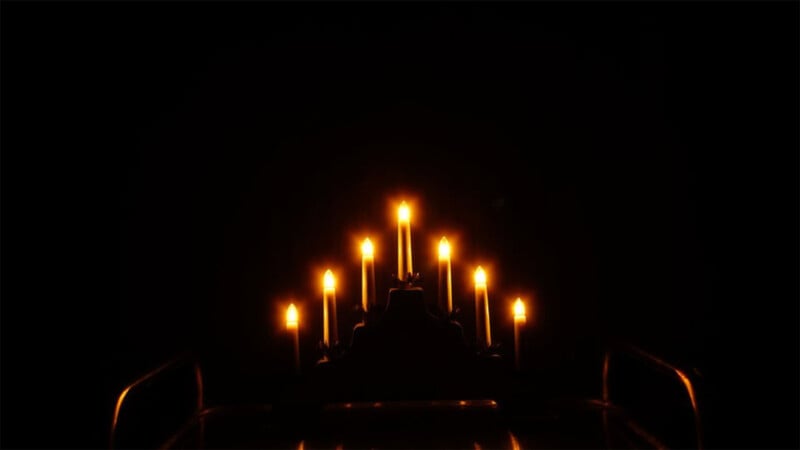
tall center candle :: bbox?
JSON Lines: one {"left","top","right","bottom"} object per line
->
{"left": 397, "top": 202, "right": 413, "bottom": 281}
{"left": 361, "top": 238, "right": 375, "bottom": 314}
{"left": 474, "top": 266, "right": 492, "bottom": 348}
{"left": 438, "top": 237, "right": 453, "bottom": 315}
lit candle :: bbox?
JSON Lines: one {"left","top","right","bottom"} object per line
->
{"left": 361, "top": 238, "right": 375, "bottom": 314}
{"left": 513, "top": 298, "right": 526, "bottom": 371}
{"left": 286, "top": 303, "right": 300, "bottom": 374}
{"left": 397, "top": 201, "right": 413, "bottom": 281}
{"left": 323, "top": 269, "right": 338, "bottom": 347}
{"left": 474, "top": 266, "right": 492, "bottom": 348}
{"left": 438, "top": 237, "right": 453, "bottom": 315}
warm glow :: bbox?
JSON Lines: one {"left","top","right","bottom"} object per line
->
{"left": 361, "top": 238, "right": 374, "bottom": 258}
{"left": 514, "top": 298, "right": 526, "bottom": 322}
{"left": 509, "top": 432, "right": 521, "bottom": 450}
{"left": 474, "top": 266, "right": 487, "bottom": 287}
{"left": 398, "top": 201, "right": 410, "bottom": 222}
{"left": 324, "top": 269, "right": 335, "bottom": 290}
{"left": 286, "top": 303, "right": 298, "bottom": 329}
{"left": 438, "top": 236, "right": 451, "bottom": 260}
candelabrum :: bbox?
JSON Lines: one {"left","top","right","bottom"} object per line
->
{"left": 292, "top": 201, "right": 526, "bottom": 405}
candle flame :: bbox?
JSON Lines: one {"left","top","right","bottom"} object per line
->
{"left": 514, "top": 298, "right": 526, "bottom": 322}
{"left": 474, "top": 266, "right": 487, "bottom": 287}
{"left": 361, "top": 238, "right": 374, "bottom": 258}
{"left": 398, "top": 201, "right": 410, "bottom": 222}
{"left": 438, "top": 236, "right": 451, "bottom": 260}
{"left": 324, "top": 269, "right": 335, "bottom": 290}
{"left": 286, "top": 303, "right": 298, "bottom": 329}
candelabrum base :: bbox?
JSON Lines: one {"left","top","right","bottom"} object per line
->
{"left": 307, "top": 286, "right": 514, "bottom": 404}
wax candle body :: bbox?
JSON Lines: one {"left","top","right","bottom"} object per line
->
{"left": 513, "top": 318, "right": 522, "bottom": 371}
{"left": 286, "top": 304, "right": 300, "bottom": 374}
{"left": 328, "top": 288, "right": 338, "bottom": 344}
{"left": 474, "top": 267, "right": 492, "bottom": 349}
{"left": 513, "top": 299, "right": 526, "bottom": 372}
{"left": 292, "top": 326, "right": 300, "bottom": 374}
{"left": 397, "top": 202, "right": 413, "bottom": 280}
{"left": 323, "top": 270, "right": 337, "bottom": 346}
{"left": 438, "top": 237, "right": 453, "bottom": 316}
{"left": 362, "top": 239, "right": 375, "bottom": 314}
{"left": 482, "top": 286, "right": 492, "bottom": 347}
{"left": 322, "top": 291, "right": 329, "bottom": 347}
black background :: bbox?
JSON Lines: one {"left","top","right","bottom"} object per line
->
{"left": 1, "top": 1, "right": 798, "bottom": 449}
